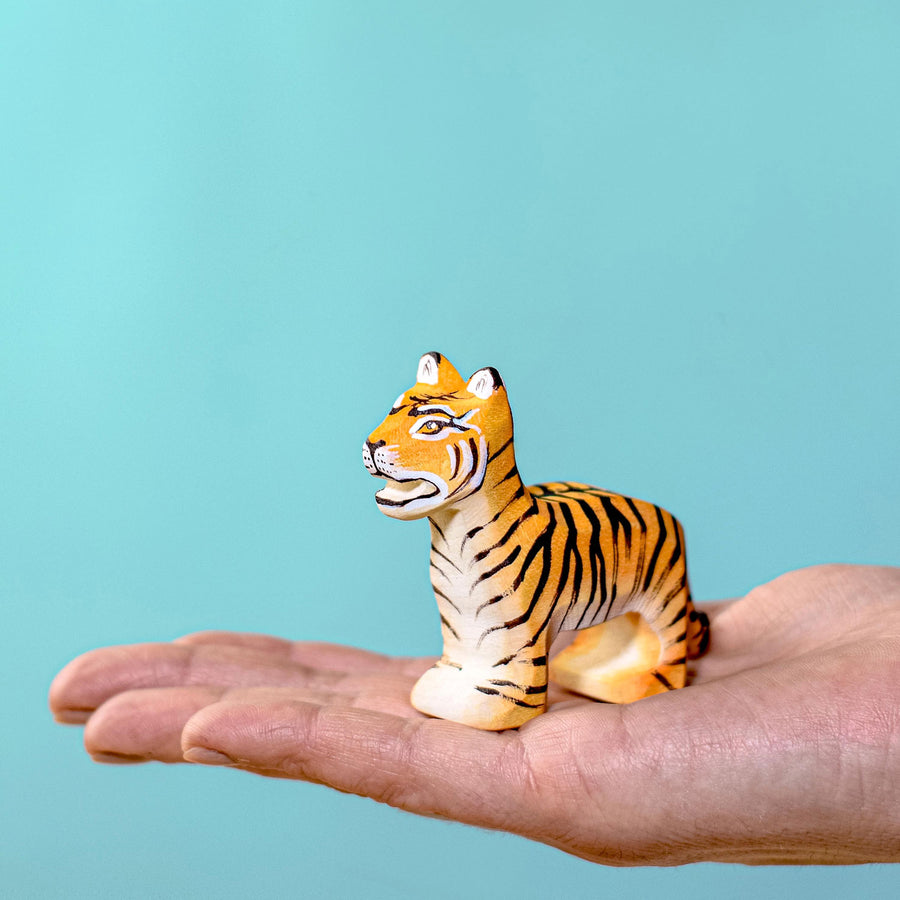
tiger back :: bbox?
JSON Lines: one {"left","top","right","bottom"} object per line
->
{"left": 363, "top": 352, "right": 709, "bottom": 730}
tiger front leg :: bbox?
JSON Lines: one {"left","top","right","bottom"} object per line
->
{"left": 410, "top": 648, "right": 549, "bottom": 731}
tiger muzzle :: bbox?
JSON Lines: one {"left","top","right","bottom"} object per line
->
{"left": 362, "top": 439, "right": 385, "bottom": 476}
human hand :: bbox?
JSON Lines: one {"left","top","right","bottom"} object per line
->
{"left": 49, "top": 564, "right": 900, "bottom": 865}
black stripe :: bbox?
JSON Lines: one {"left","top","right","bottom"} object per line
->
{"left": 642, "top": 505, "right": 669, "bottom": 593}
{"left": 496, "top": 463, "right": 520, "bottom": 487}
{"left": 408, "top": 391, "right": 463, "bottom": 404}
{"left": 504, "top": 509, "right": 557, "bottom": 632}
{"left": 460, "top": 484, "right": 527, "bottom": 553}
{"left": 474, "top": 504, "right": 538, "bottom": 562}
{"left": 430, "top": 519, "right": 446, "bottom": 542}
{"left": 473, "top": 544, "right": 522, "bottom": 594}
{"left": 491, "top": 654, "right": 547, "bottom": 668}
{"left": 549, "top": 505, "right": 574, "bottom": 617}
{"left": 431, "top": 544, "right": 461, "bottom": 573}
{"left": 461, "top": 525, "right": 483, "bottom": 552}
{"left": 521, "top": 600, "right": 556, "bottom": 650}
{"left": 486, "top": 680, "right": 548, "bottom": 695}
{"left": 653, "top": 671, "right": 675, "bottom": 690}
{"left": 432, "top": 585, "right": 461, "bottom": 614}
{"left": 506, "top": 482, "right": 527, "bottom": 507}
{"left": 477, "top": 506, "right": 557, "bottom": 647}
{"left": 624, "top": 497, "right": 649, "bottom": 598}
{"left": 571, "top": 497, "right": 606, "bottom": 629}
{"left": 487, "top": 436, "right": 513, "bottom": 463}
{"left": 476, "top": 592, "right": 508, "bottom": 616}
{"left": 446, "top": 439, "right": 480, "bottom": 500}
{"left": 410, "top": 408, "right": 468, "bottom": 421}
{"left": 653, "top": 517, "right": 683, "bottom": 594}
{"left": 430, "top": 561, "right": 450, "bottom": 581}
{"left": 474, "top": 685, "right": 543, "bottom": 709}
{"left": 598, "top": 496, "right": 631, "bottom": 607}
{"left": 439, "top": 614, "right": 459, "bottom": 640}
{"left": 475, "top": 685, "right": 501, "bottom": 695}
{"left": 658, "top": 578, "right": 687, "bottom": 610}
{"left": 557, "top": 501, "right": 583, "bottom": 619}
{"left": 599, "top": 495, "right": 633, "bottom": 548}
{"left": 509, "top": 512, "right": 554, "bottom": 592}
{"left": 449, "top": 443, "right": 461, "bottom": 480}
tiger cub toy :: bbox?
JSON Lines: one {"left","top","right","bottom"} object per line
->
{"left": 363, "top": 352, "right": 709, "bottom": 730}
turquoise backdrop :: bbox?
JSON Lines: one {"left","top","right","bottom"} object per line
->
{"left": 2, "top": 2, "right": 898, "bottom": 897}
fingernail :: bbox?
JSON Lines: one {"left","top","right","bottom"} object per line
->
{"left": 183, "top": 747, "right": 236, "bottom": 766}
{"left": 91, "top": 751, "right": 146, "bottom": 765}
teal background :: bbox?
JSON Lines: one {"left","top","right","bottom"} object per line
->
{"left": 2, "top": 1, "right": 898, "bottom": 897}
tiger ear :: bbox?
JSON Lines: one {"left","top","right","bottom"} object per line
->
{"left": 416, "top": 352, "right": 464, "bottom": 388}
{"left": 466, "top": 367, "right": 504, "bottom": 400}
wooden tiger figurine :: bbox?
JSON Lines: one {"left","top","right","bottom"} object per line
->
{"left": 363, "top": 352, "right": 709, "bottom": 730}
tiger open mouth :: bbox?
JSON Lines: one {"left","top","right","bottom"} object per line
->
{"left": 375, "top": 478, "right": 440, "bottom": 507}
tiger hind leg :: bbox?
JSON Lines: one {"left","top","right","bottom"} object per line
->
{"left": 550, "top": 589, "right": 707, "bottom": 704}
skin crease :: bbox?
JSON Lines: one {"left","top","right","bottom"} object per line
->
{"left": 49, "top": 564, "right": 900, "bottom": 866}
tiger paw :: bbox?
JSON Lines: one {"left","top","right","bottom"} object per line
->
{"left": 410, "top": 662, "right": 546, "bottom": 731}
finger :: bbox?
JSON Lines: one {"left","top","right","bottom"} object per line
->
{"left": 85, "top": 674, "right": 427, "bottom": 765}
{"left": 174, "top": 631, "right": 295, "bottom": 654}
{"left": 181, "top": 698, "right": 542, "bottom": 833}
{"left": 85, "top": 686, "right": 227, "bottom": 763}
{"left": 50, "top": 642, "right": 360, "bottom": 722}
{"left": 182, "top": 684, "right": 810, "bottom": 865}
{"left": 175, "top": 631, "right": 435, "bottom": 678}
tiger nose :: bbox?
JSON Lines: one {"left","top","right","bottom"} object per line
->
{"left": 362, "top": 439, "right": 385, "bottom": 475}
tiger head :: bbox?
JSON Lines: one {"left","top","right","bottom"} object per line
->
{"left": 363, "top": 352, "right": 514, "bottom": 521}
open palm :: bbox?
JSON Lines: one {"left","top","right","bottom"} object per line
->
{"left": 50, "top": 564, "right": 900, "bottom": 866}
